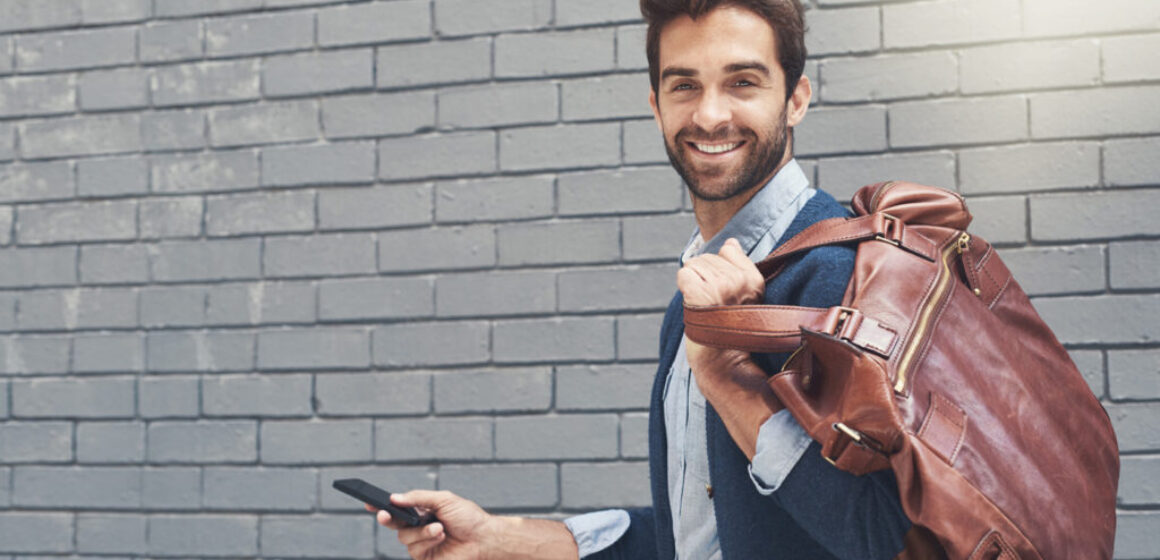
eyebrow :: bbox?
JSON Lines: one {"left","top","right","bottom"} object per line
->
{"left": 659, "top": 61, "right": 771, "bottom": 81}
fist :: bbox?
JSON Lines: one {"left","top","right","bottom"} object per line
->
{"left": 677, "top": 238, "right": 765, "bottom": 308}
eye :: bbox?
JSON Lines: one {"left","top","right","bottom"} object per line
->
{"left": 733, "top": 79, "right": 754, "bottom": 87}
{"left": 671, "top": 82, "right": 696, "bottom": 92}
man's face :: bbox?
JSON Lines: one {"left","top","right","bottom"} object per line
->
{"left": 649, "top": 6, "right": 808, "bottom": 202}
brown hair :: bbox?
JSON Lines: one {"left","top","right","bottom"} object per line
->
{"left": 641, "top": 0, "right": 807, "bottom": 100}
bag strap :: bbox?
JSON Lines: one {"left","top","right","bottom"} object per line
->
{"left": 684, "top": 303, "right": 899, "bottom": 357}
{"left": 755, "top": 212, "right": 937, "bottom": 279}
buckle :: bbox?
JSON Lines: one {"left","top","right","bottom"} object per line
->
{"left": 821, "top": 306, "right": 861, "bottom": 341}
{"left": 873, "top": 213, "right": 902, "bottom": 246}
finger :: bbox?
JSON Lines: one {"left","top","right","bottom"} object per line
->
{"left": 718, "top": 238, "right": 758, "bottom": 272}
{"left": 398, "top": 522, "right": 444, "bottom": 546}
{"left": 375, "top": 509, "right": 406, "bottom": 531}
{"left": 390, "top": 489, "right": 452, "bottom": 510}
{"left": 407, "top": 530, "right": 446, "bottom": 560}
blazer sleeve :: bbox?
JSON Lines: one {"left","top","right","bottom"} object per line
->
{"left": 582, "top": 507, "right": 660, "bottom": 560}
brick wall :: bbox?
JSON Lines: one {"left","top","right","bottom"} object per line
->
{"left": 0, "top": 0, "right": 1155, "bottom": 558}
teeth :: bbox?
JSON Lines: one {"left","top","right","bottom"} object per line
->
{"left": 695, "top": 142, "right": 739, "bottom": 154}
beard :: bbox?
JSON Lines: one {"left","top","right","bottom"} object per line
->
{"left": 663, "top": 110, "right": 789, "bottom": 202}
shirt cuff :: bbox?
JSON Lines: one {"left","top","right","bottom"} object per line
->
{"left": 563, "top": 509, "right": 631, "bottom": 558}
{"left": 748, "top": 408, "right": 813, "bottom": 495}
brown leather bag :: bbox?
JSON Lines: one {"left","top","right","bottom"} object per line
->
{"left": 684, "top": 182, "right": 1119, "bottom": 559}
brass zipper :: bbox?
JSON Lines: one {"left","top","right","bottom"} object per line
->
{"left": 892, "top": 232, "right": 970, "bottom": 393}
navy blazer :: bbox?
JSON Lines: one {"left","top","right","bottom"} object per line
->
{"left": 589, "top": 190, "right": 911, "bottom": 560}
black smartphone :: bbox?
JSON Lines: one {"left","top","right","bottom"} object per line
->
{"left": 332, "top": 478, "right": 436, "bottom": 527}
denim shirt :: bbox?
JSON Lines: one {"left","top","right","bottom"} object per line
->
{"left": 566, "top": 160, "right": 819, "bottom": 558}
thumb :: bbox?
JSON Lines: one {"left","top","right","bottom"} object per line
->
{"left": 391, "top": 489, "right": 454, "bottom": 510}
{"left": 718, "top": 238, "right": 759, "bottom": 272}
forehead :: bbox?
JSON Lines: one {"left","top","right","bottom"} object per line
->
{"left": 657, "top": 5, "right": 779, "bottom": 73}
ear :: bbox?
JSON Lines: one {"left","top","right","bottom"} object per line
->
{"left": 649, "top": 88, "right": 662, "bottom": 132}
{"left": 786, "top": 74, "right": 812, "bottom": 127}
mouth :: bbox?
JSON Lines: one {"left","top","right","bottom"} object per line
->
{"left": 689, "top": 141, "right": 744, "bottom": 155}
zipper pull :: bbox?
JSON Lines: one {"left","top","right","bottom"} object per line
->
{"left": 956, "top": 233, "right": 971, "bottom": 254}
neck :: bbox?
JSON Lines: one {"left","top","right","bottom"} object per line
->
{"left": 692, "top": 154, "right": 792, "bottom": 241}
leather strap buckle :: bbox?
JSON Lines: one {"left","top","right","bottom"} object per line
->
{"left": 873, "top": 212, "right": 903, "bottom": 246}
{"left": 820, "top": 306, "right": 897, "bottom": 358}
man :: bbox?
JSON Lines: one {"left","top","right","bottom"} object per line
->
{"left": 371, "top": 1, "right": 912, "bottom": 558}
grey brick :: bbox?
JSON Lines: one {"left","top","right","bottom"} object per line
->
{"left": 441, "top": 82, "right": 558, "bottom": 129}
{"left": 496, "top": 29, "right": 615, "bottom": 78}
{"left": 258, "top": 327, "right": 369, "bottom": 370}
{"left": 268, "top": 0, "right": 349, "bottom": 6}
{"left": 321, "top": 465, "right": 435, "bottom": 510}
{"left": 621, "top": 412, "right": 649, "bottom": 458}
{"left": 380, "top": 131, "right": 496, "bottom": 180}
{"left": 139, "top": 376, "right": 199, "bottom": 418}
{"left": 1024, "top": 0, "right": 1160, "bottom": 37}
{"left": 149, "top": 238, "right": 261, "bottom": 282}
{"left": 77, "top": 422, "right": 145, "bottom": 463}
{"left": 0, "top": 0, "right": 80, "bottom": 32}
{"left": 319, "top": 277, "right": 433, "bottom": 321}
{"left": 433, "top": 367, "right": 552, "bottom": 414}
{"left": 13, "top": 376, "right": 135, "bottom": 418}
{"left": 20, "top": 114, "right": 142, "bottom": 159}
{"left": 77, "top": 513, "right": 146, "bottom": 554}
{"left": 1109, "top": 350, "right": 1160, "bottom": 401}
{"left": 203, "top": 374, "right": 312, "bottom": 417}
{"left": 0, "top": 422, "right": 71, "bottom": 462}
{"left": 1032, "top": 86, "right": 1160, "bottom": 139}
{"left": 0, "top": 207, "right": 9, "bottom": 245}
{"left": 147, "top": 514, "right": 259, "bottom": 557}
{"left": 493, "top": 317, "right": 615, "bottom": 363}
{"left": 80, "top": 67, "right": 148, "bottom": 111}
{"left": 561, "top": 462, "right": 650, "bottom": 509}
{"left": 152, "top": 60, "right": 261, "bottom": 107}
{"left": 143, "top": 466, "right": 200, "bottom": 509}
{"left": 556, "top": 0, "right": 640, "bottom": 25}
{"left": 13, "top": 466, "right": 140, "bottom": 508}
{"left": 883, "top": 0, "right": 1020, "bottom": 48}
{"left": 142, "top": 108, "right": 206, "bottom": 151}
{"left": 209, "top": 100, "right": 320, "bottom": 148}
{"left": 0, "top": 75, "right": 76, "bottom": 117}
{"left": 962, "top": 195, "right": 1025, "bottom": 245}
{"left": 373, "top": 321, "right": 490, "bottom": 367}
{"left": 559, "top": 167, "right": 683, "bottom": 216}
{"left": 817, "top": 152, "right": 957, "bottom": 202}
{"left": 1119, "top": 456, "right": 1160, "bottom": 505}
{"left": 204, "top": 467, "right": 316, "bottom": 510}
{"left": 206, "top": 11, "right": 313, "bottom": 57}
{"left": 1111, "top": 241, "right": 1160, "bottom": 290}
{"left": 1106, "top": 137, "right": 1160, "bottom": 187}
{"left": 376, "top": 417, "right": 493, "bottom": 461}
{"left": 807, "top": 6, "right": 880, "bottom": 55}
{"left": 141, "top": 20, "right": 203, "bottom": 63}
{"left": 1104, "top": 34, "right": 1160, "bottom": 83}
{"left": 796, "top": 105, "right": 887, "bottom": 156}
{"left": 436, "top": 175, "right": 553, "bottom": 223}
{"left": 436, "top": 270, "right": 554, "bottom": 317}
{"left": 265, "top": 233, "right": 377, "bottom": 277}
{"left": 501, "top": 123, "right": 620, "bottom": 171}
{"left": 961, "top": 39, "right": 1099, "bottom": 94}
{"left": 557, "top": 364, "right": 654, "bottom": 411}
{"left": 1031, "top": 190, "right": 1160, "bottom": 241}
{"left": 0, "top": 246, "right": 76, "bottom": 287}
{"left": 623, "top": 118, "right": 670, "bottom": 165}
{"left": 261, "top": 419, "right": 372, "bottom": 463}
{"left": 141, "top": 196, "right": 203, "bottom": 239}
{"left": 322, "top": 91, "right": 435, "bottom": 139}
{"left": 147, "top": 330, "right": 254, "bottom": 372}
{"left": 316, "top": 371, "right": 431, "bottom": 416}
{"left": 74, "top": 333, "right": 144, "bottom": 374}
{"left": 1069, "top": 349, "right": 1104, "bottom": 399}
{"left": 319, "top": 183, "right": 431, "bottom": 231}
{"left": 0, "top": 380, "right": 6, "bottom": 417}
{"left": 435, "top": 0, "right": 551, "bottom": 36}
{"left": 1107, "top": 403, "right": 1160, "bottom": 452}
{"left": 151, "top": 150, "right": 259, "bottom": 193}
{"left": 1035, "top": 295, "right": 1159, "bottom": 345}
{"left": 496, "top": 414, "right": 618, "bottom": 460}
{"left": 379, "top": 225, "right": 495, "bottom": 272}
{"left": 617, "top": 24, "right": 647, "bottom": 70}
{"left": 319, "top": 0, "right": 429, "bottom": 46}
{"left": 154, "top": 0, "right": 261, "bottom": 16}
{"left": 147, "top": 420, "right": 257, "bottom": 463}
{"left": 263, "top": 141, "right": 376, "bottom": 186}
{"left": 999, "top": 246, "right": 1105, "bottom": 296}
{"left": 378, "top": 38, "right": 492, "bottom": 88}
{"left": 891, "top": 96, "right": 1027, "bottom": 148}
{"left": 264, "top": 49, "right": 374, "bottom": 98}
{"left": 206, "top": 190, "right": 314, "bottom": 236}
{"left": 559, "top": 264, "right": 677, "bottom": 312}
{"left": 206, "top": 281, "right": 316, "bottom": 325}
{"left": 261, "top": 515, "right": 374, "bottom": 559}
{"left": 617, "top": 313, "right": 665, "bottom": 361}
{"left": 562, "top": 74, "right": 650, "bottom": 121}
{"left": 440, "top": 463, "right": 557, "bottom": 509}
{"left": 140, "top": 285, "right": 207, "bottom": 327}
{"left": 962, "top": 142, "right": 1100, "bottom": 195}
{"left": 0, "top": 122, "right": 13, "bottom": 161}
{"left": 15, "top": 27, "right": 135, "bottom": 71}
{"left": 78, "top": 156, "right": 148, "bottom": 198}
{"left": 821, "top": 52, "right": 957, "bottom": 102}
{"left": 1, "top": 335, "right": 72, "bottom": 375}
{"left": 0, "top": 161, "right": 72, "bottom": 203}
{"left": 498, "top": 220, "right": 619, "bottom": 266}
{"left": 0, "top": 513, "right": 73, "bottom": 554}
{"left": 17, "top": 199, "right": 136, "bottom": 244}
{"left": 81, "top": 0, "right": 148, "bottom": 23}
{"left": 18, "top": 288, "right": 137, "bottom": 330}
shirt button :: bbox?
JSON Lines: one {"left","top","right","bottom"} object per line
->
{"left": 705, "top": 484, "right": 714, "bottom": 499}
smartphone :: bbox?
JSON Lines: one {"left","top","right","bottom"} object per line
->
{"left": 332, "top": 478, "right": 436, "bottom": 527}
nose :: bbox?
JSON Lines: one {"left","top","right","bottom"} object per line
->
{"left": 692, "top": 88, "right": 732, "bottom": 133}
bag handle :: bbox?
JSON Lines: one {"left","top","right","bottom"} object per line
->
{"left": 684, "top": 303, "right": 898, "bottom": 357}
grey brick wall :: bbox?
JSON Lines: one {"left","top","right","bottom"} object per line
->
{"left": 0, "top": 1, "right": 1155, "bottom": 558}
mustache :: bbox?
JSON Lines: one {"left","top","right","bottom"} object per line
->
{"left": 674, "top": 125, "right": 755, "bottom": 143}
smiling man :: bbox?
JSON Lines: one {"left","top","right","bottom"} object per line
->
{"left": 370, "top": 2, "right": 913, "bottom": 559}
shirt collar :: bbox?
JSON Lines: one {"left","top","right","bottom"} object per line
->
{"left": 681, "top": 159, "right": 811, "bottom": 263}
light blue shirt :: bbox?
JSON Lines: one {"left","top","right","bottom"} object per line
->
{"left": 565, "top": 160, "right": 818, "bottom": 559}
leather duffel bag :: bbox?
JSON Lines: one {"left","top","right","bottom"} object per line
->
{"left": 684, "top": 182, "right": 1119, "bottom": 559}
